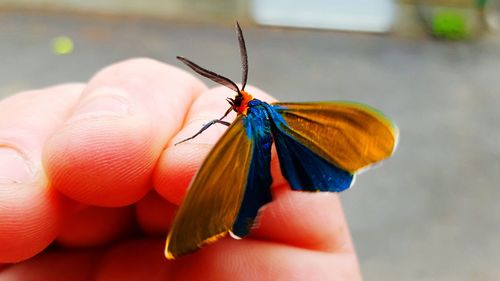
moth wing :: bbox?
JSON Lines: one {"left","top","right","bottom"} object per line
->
{"left": 165, "top": 115, "right": 253, "bottom": 259}
{"left": 271, "top": 102, "right": 398, "bottom": 173}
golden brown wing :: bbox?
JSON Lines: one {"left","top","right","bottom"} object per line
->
{"left": 165, "top": 115, "right": 253, "bottom": 259}
{"left": 272, "top": 102, "right": 398, "bottom": 173}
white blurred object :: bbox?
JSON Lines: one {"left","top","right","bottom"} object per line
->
{"left": 486, "top": 0, "right": 500, "bottom": 29}
{"left": 251, "top": 0, "right": 395, "bottom": 32}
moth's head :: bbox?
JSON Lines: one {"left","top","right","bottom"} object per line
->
{"left": 176, "top": 22, "right": 251, "bottom": 115}
{"left": 228, "top": 90, "right": 253, "bottom": 115}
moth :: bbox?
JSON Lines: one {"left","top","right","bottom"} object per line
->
{"left": 165, "top": 22, "right": 398, "bottom": 259}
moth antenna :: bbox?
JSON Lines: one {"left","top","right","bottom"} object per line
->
{"left": 235, "top": 21, "right": 248, "bottom": 91}
{"left": 176, "top": 56, "right": 240, "bottom": 93}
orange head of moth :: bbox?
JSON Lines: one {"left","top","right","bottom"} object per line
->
{"left": 229, "top": 90, "right": 253, "bottom": 116}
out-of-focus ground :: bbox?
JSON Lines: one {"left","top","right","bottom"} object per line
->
{"left": 0, "top": 9, "right": 499, "bottom": 281}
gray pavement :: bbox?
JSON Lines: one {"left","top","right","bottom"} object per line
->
{"left": 1, "top": 10, "right": 499, "bottom": 281}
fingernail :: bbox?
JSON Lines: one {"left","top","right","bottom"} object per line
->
{"left": 0, "top": 146, "right": 35, "bottom": 183}
{"left": 68, "top": 87, "right": 131, "bottom": 123}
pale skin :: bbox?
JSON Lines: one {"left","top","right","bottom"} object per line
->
{"left": 0, "top": 58, "right": 362, "bottom": 281}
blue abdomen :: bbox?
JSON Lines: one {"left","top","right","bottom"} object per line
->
{"left": 232, "top": 100, "right": 273, "bottom": 237}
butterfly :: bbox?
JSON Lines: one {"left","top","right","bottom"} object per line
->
{"left": 165, "top": 22, "right": 398, "bottom": 259}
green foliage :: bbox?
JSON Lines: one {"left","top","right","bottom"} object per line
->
{"left": 432, "top": 10, "right": 470, "bottom": 40}
{"left": 475, "top": 0, "right": 487, "bottom": 9}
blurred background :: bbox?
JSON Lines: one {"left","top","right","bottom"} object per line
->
{"left": 0, "top": 0, "right": 499, "bottom": 280}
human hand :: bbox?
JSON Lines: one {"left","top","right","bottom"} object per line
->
{"left": 0, "top": 59, "right": 361, "bottom": 280}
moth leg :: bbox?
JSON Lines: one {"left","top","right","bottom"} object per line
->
{"left": 175, "top": 119, "right": 231, "bottom": 146}
{"left": 218, "top": 105, "right": 233, "bottom": 121}
{"left": 175, "top": 106, "right": 234, "bottom": 145}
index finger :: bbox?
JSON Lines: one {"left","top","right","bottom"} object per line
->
{"left": 43, "top": 58, "right": 207, "bottom": 206}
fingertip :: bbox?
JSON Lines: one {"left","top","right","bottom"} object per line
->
{"left": 153, "top": 87, "right": 230, "bottom": 205}
{"left": 44, "top": 58, "right": 207, "bottom": 207}
{"left": 0, "top": 84, "right": 86, "bottom": 263}
{"left": 153, "top": 144, "right": 210, "bottom": 205}
{"left": 253, "top": 190, "right": 354, "bottom": 253}
{"left": 44, "top": 114, "right": 157, "bottom": 206}
{"left": 0, "top": 183, "right": 68, "bottom": 262}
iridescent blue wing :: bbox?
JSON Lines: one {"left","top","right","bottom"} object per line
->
{"left": 264, "top": 102, "right": 398, "bottom": 192}
{"left": 271, "top": 125, "right": 354, "bottom": 192}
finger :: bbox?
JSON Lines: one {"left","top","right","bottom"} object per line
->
{"left": 135, "top": 190, "right": 176, "bottom": 236}
{"left": 252, "top": 186, "right": 355, "bottom": 253}
{"left": 153, "top": 85, "right": 278, "bottom": 205}
{"left": 43, "top": 58, "right": 207, "bottom": 206}
{"left": 96, "top": 239, "right": 172, "bottom": 281}
{"left": 56, "top": 205, "right": 135, "bottom": 248}
{"left": 169, "top": 239, "right": 362, "bottom": 281}
{"left": 0, "top": 84, "right": 84, "bottom": 263}
{"left": 0, "top": 249, "right": 102, "bottom": 281}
